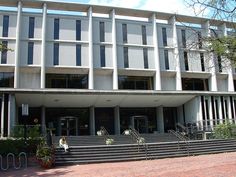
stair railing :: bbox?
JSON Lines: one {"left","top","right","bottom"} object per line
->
{"left": 99, "top": 126, "right": 114, "bottom": 145}
{"left": 0, "top": 152, "right": 27, "bottom": 171}
{"left": 168, "top": 129, "right": 190, "bottom": 156}
{"left": 127, "top": 128, "right": 148, "bottom": 160}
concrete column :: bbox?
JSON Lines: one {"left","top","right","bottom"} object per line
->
{"left": 89, "top": 106, "right": 95, "bottom": 135}
{"left": 114, "top": 106, "right": 120, "bottom": 135}
{"left": 7, "top": 94, "right": 16, "bottom": 137}
{"left": 40, "top": 3, "right": 47, "bottom": 89}
{"left": 198, "top": 96, "right": 204, "bottom": 130}
{"left": 156, "top": 106, "right": 164, "bottom": 133}
{"left": 202, "top": 21, "right": 218, "bottom": 91}
{"left": 14, "top": 1, "right": 22, "bottom": 88}
{"left": 227, "top": 96, "right": 233, "bottom": 122}
{"left": 169, "top": 16, "right": 182, "bottom": 90}
{"left": 219, "top": 23, "right": 234, "bottom": 92}
{"left": 88, "top": 7, "right": 94, "bottom": 89}
{"left": 208, "top": 97, "right": 214, "bottom": 128}
{"left": 1, "top": 94, "right": 5, "bottom": 138}
{"left": 41, "top": 106, "right": 46, "bottom": 135}
{"left": 151, "top": 13, "right": 161, "bottom": 90}
{"left": 218, "top": 97, "right": 223, "bottom": 123}
{"left": 110, "top": 9, "right": 118, "bottom": 90}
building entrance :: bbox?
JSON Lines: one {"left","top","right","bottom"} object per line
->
{"left": 60, "top": 116, "right": 77, "bottom": 136}
{"left": 130, "top": 116, "right": 148, "bottom": 133}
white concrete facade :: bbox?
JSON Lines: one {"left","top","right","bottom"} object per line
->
{"left": 0, "top": 0, "right": 235, "bottom": 137}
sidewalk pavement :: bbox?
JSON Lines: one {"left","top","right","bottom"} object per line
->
{"left": 2, "top": 152, "right": 236, "bottom": 177}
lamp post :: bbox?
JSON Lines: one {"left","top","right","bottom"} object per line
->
{"left": 22, "top": 104, "right": 29, "bottom": 150}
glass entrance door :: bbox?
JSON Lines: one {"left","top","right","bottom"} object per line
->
{"left": 131, "top": 116, "right": 148, "bottom": 133}
{"left": 60, "top": 117, "right": 77, "bottom": 136}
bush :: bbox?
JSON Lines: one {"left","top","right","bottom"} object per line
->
{"left": 12, "top": 125, "right": 41, "bottom": 138}
{"left": 214, "top": 121, "right": 236, "bottom": 139}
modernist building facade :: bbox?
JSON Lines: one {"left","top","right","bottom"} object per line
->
{"left": 0, "top": 0, "right": 236, "bottom": 137}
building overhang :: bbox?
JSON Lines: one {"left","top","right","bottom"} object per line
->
{"left": 0, "top": 0, "right": 235, "bottom": 28}
{"left": 1, "top": 89, "right": 236, "bottom": 107}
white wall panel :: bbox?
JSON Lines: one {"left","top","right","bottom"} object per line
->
{"left": 59, "top": 43, "right": 76, "bottom": 66}
{"left": 46, "top": 17, "right": 54, "bottom": 40}
{"left": 217, "top": 78, "right": 228, "bottom": 91}
{"left": 128, "top": 24, "right": 142, "bottom": 44}
{"left": 5, "top": 41, "right": 15, "bottom": 65}
{"left": 184, "top": 97, "right": 199, "bottom": 123}
{"left": 161, "top": 76, "right": 176, "bottom": 90}
{"left": 94, "top": 74, "right": 112, "bottom": 90}
{"left": 8, "top": 15, "right": 17, "bottom": 38}
{"left": 128, "top": 47, "right": 144, "bottom": 68}
{"left": 19, "top": 72, "right": 40, "bottom": 88}
{"left": 60, "top": 18, "right": 75, "bottom": 40}
{"left": 45, "top": 42, "right": 53, "bottom": 66}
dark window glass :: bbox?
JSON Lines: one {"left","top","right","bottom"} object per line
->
{"left": 1, "top": 41, "right": 8, "bottom": 64}
{"left": 28, "top": 17, "right": 35, "bottom": 38}
{"left": 2, "top": 15, "right": 9, "bottom": 37}
{"left": 164, "top": 49, "right": 169, "bottom": 70}
{"left": 162, "top": 27, "right": 167, "bottom": 46}
{"left": 201, "top": 96, "right": 206, "bottom": 123}
{"left": 142, "top": 25, "right": 147, "bottom": 45}
{"left": 184, "top": 51, "right": 189, "bottom": 71}
{"left": 100, "top": 22, "right": 105, "bottom": 42}
{"left": 200, "top": 53, "right": 205, "bottom": 71}
{"left": 205, "top": 99, "right": 210, "bottom": 125}
{"left": 218, "top": 55, "right": 222, "bottom": 72}
{"left": 27, "top": 42, "right": 34, "bottom": 64}
{"left": 124, "top": 47, "right": 129, "bottom": 68}
{"left": 76, "top": 44, "right": 81, "bottom": 66}
{"left": 95, "top": 108, "right": 114, "bottom": 135}
{"left": 46, "top": 74, "right": 88, "bottom": 89}
{"left": 0, "top": 72, "right": 14, "bottom": 87}
{"left": 53, "top": 43, "right": 59, "bottom": 65}
{"left": 122, "top": 24, "right": 127, "bottom": 43}
{"left": 54, "top": 18, "right": 59, "bottom": 40}
{"left": 143, "top": 48, "right": 148, "bottom": 69}
{"left": 76, "top": 20, "right": 81, "bottom": 41}
{"left": 100, "top": 45, "right": 105, "bottom": 67}
{"left": 211, "top": 96, "right": 216, "bottom": 125}
{"left": 221, "top": 96, "right": 225, "bottom": 119}
{"left": 182, "top": 78, "right": 209, "bottom": 91}
{"left": 118, "top": 76, "right": 153, "bottom": 90}
{"left": 230, "top": 96, "right": 234, "bottom": 119}
{"left": 181, "top": 29, "right": 186, "bottom": 48}
{"left": 198, "top": 31, "right": 202, "bottom": 49}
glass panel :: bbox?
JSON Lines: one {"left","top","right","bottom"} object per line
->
{"left": 162, "top": 27, "right": 167, "bottom": 46}
{"left": 76, "top": 44, "right": 81, "bottom": 66}
{"left": 28, "top": 42, "right": 34, "bottom": 64}
{"left": 119, "top": 76, "right": 153, "bottom": 90}
{"left": 143, "top": 48, "right": 148, "bottom": 69}
{"left": 1, "top": 41, "right": 8, "bottom": 64}
{"left": 76, "top": 20, "right": 81, "bottom": 41}
{"left": 100, "top": 45, "right": 105, "bottom": 67}
{"left": 122, "top": 24, "right": 127, "bottom": 43}
{"left": 99, "top": 21, "right": 105, "bottom": 42}
{"left": 142, "top": 25, "right": 147, "bottom": 45}
{"left": 0, "top": 72, "right": 14, "bottom": 87}
{"left": 95, "top": 108, "right": 114, "bottom": 135}
{"left": 164, "top": 49, "right": 169, "bottom": 70}
{"left": 28, "top": 17, "right": 35, "bottom": 38}
{"left": 123, "top": 47, "right": 129, "bottom": 68}
{"left": 200, "top": 53, "right": 205, "bottom": 71}
{"left": 182, "top": 78, "right": 209, "bottom": 91}
{"left": 181, "top": 29, "right": 186, "bottom": 48}
{"left": 2, "top": 15, "right": 9, "bottom": 37}
{"left": 53, "top": 43, "right": 59, "bottom": 65}
{"left": 54, "top": 18, "right": 59, "bottom": 40}
{"left": 184, "top": 51, "right": 189, "bottom": 71}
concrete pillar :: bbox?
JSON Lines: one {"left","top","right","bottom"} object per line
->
{"left": 208, "top": 96, "right": 214, "bottom": 128}
{"left": 114, "top": 106, "right": 120, "bottom": 135}
{"left": 89, "top": 106, "right": 95, "bottom": 135}
{"left": 110, "top": 9, "right": 118, "bottom": 90}
{"left": 40, "top": 3, "right": 47, "bottom": 89}
{"left": 218, "top": 97, "right": 223, "bottom": 124}
{"left": 151, "top": 13, "right": 161, "bottom": 90}
{"left": 198, "top": 96, "right": 204, "bottom": 130}
{"left": 169, "top": 16, "right": 182, "bottom": 90}
{"left": 227, "top": 96, "right": 233, "bottom": 122}
{"left": 41, "top": 106, "right": 46, "bottom": 135}
{"left": 219, "top": 23, "right": 234, "bottom": 92}
{"left": 202, "top": 21, "right": 218, "bottom": 91}
{"left": 1, "top": 94, "right": 5, "bottom": 138}
{"left": 7, "top": 94, "right": 16, "bottom": 137}
{"left": 156, "top": 106, "right": 164, "bottom": 133}
{"left": 14, "top": 1, "right": 22, "bottom": 88}
{"left": 88, "top": 7, "right": 94, "bottom": 89}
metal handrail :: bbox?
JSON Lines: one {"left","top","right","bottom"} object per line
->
{"left": 99, "top": 127, "right": 113, "bottom": 144}
{"left": 168, "top": 130, "right": 190, "bottom": 156}
{"left": 0, "top": 152, "right": 27, "bottom": 171}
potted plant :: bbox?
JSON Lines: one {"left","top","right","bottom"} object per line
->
{"left": 36, "top": 141, "right": 55, "bottom": 168}
{"left": 105, "top": 138, "right": 114, "bottom": 145}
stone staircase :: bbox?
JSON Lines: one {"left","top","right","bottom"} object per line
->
{"left": 54, "top": 135, "right": 236, "bottom": 165}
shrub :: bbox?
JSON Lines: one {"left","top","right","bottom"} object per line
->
{"left": 214, "top": 121, "right": 236, "bottom": 139}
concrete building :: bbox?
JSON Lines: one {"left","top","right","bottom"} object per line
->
{"left": 0, "top": 0, "right": 235, "bottom": 137}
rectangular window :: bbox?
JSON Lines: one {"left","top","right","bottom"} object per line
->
{"left": 100, "top": 45, "right": 105, "bottom": 67}
{"left": 182, "top": 78, "right": 209, "bottom": 91}
{"left": 184, "top": 51, "right": 189, "bottom": 71}
{"left": 2, "top": 15, "right": 9, "bottom": 37}
{"left": 162, "top": 27, "right": 167, "bottom": 46}
{"left": 142, "top": 25, "right": 147, "bottom": 45}
{"left": 218, "top": 55, "right": 222, "bottom": 72}
{"left": 28, "top": 17, "right": 35, "bottom": 38}
{"left": 54, "top": 18, "right": 59, "bottom": 40}
{"left": 100, "top": 22, "right": 105, "bottom": 42}
{"left": 164, "top": 49, "right": 169, "bottom": 70}
{"left": 27, "top": 42, "right": 34, "bottom": 64}
{"left": 76, "top": 44, "right": 81, "bottom": 66}
{"left": 124, "top": 47, "right": 129, "bottom": 68}
{"left": 1, "top": 41, "right": 8, "bottom": 64}
{"left": 198, "top": 31, "right": 202, "bottom": 49}
{"left": 0, "top": 72, "right": 14, "bottom": 87}
{"left": 143, "top": 48, "right": 148, "bottom": 69}
{"left": 76, "top": 20, "right": 81, "bottom": 41}
{"left": 118, "top": 76, "right": 153, "bottom": 90}
{"left": 53, "top": 43, "right": 59, "bottom": 65}
{"left": 200, "top": 53, "right": 205, "bottom": 71}
{"left": 181, "top": 29, "right": 186, "bottom": 48}
{"left": 122, "top": 24, "right": 127, "bottom": 43}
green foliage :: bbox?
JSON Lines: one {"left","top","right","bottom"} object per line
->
{"left": 12, "top": 125, "right": 41, "bottom": 138}
{"left": 214, "top": 121, "right": 236, "bottom": 139}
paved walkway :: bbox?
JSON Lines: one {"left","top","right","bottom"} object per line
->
{"left": 2, "top": 152, "right": 236, "bottom": 177}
